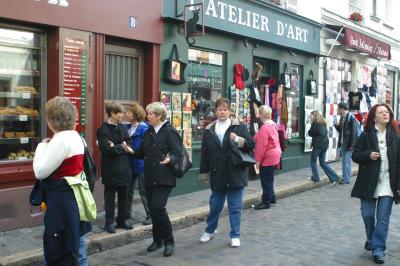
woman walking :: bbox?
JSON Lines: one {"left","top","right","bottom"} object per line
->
{"left": 199, "top": 98, "right": 254, "bottom": 247}
{"left": 307, "top": 111, "right": 339, "bottom": 184}
{"left": 351, "top": 103, "right": 400, "bottom": 264}
{"left": 253, "top": 105, "right": 281, "bottom": 210}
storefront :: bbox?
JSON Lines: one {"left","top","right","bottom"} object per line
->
{"left": 162, "top": 0, "right": 321, "bottom": 194}
{"left": 0, "top": 0, "right": 163, "bottom": 231}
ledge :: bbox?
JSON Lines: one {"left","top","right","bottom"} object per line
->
{"left": 370, "top": 15, "right": 381, "bottom": 22}
{"left": 287, "top": 138, "right": 304, "bottom": 144}
{"left": 382, "top": 21, "right": 394, "bottom": 30}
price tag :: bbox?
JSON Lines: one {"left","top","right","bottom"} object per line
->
{"left": 19, "top": 115, "right": 28, "bottom": 121}
{"left": 18, "top": 156, "right": 28, "bottom": 160}
{"left": 20, "top": 137, "right": 29, "bottom": 144}
{"left": 21, "top": 93, "right": 30, "bottom": 99}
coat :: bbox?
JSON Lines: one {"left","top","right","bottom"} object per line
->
{"left": 97, "top": 122, "right": 132, "bottom": 186}
{"left": 351, "top": 125, "right": 400, "bottom": 203}
{"left": 334, "top": 112, "right": 357, "bottom": 150}
{"left": 200, "top": 119, "right": 254, "bottom": 191}
{"left": 134, "top": 121, "right": 182, "bottom": 188}
{"left": 308, "top": 122, "right": 329, "bottom": 150}
{"left": 126, "top": 122, "right": 149, "bottom": 174}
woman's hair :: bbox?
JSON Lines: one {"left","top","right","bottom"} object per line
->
{"left": 259, "top": 105, "right": 272, "bottom": 119}
{"left": 45, "top": 96, "right": 77, "bottom": 131}
{"left": 215, "top": 97, "right": 230, "bottom": 109}
{"left": 364, "top": 103, "right": 398, "bottom": 133}
{"left": 128, "top": 102, "right": 146, "bottom": 122}
{"left": 105, "top": 102, "right": 123, "bottom": 117}
{"left": 311, "top": 111, "right": 326, "bottom": 125}
{"left": 146, "top": 102, "right": 167, "bottom": 121}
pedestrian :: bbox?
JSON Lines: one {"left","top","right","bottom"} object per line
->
{"left": 97, "top": 102, "right": 133, "bottom": 234}
{"left": 128, "top": 102, "right": 182, "bottom": 257}
{"left": 253, "top": 105, "right": 281, "bottom": 210}
{"left": 334, "top": 102, "right": 357, "bottom": 184}
{"left": 33, "top": 96, "right": 92, "bottom": 266}
{"left": 351, "top": 103, "right": 400, "bottom": 264}
{"left": 307, "top": 111, "right": 339, "bottom": 185}
{"left": 199, "top": 98, "right": 254, "bottom": 247}
{"left": 125, "top": 102, "right": 151, "bottom": 225}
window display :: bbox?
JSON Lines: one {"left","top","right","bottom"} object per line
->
{"left": 286, "top": 64, "right": 302, "bottom": 139}
{"left": 187, "top": 49, "right": 224, "bottom": 141}
{"left": 0, "top": 28, "right": 43, "bottom": 162}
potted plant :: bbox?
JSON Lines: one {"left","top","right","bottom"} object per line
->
{"left": 349, "top": 12, "right": 364, "bottom": 23}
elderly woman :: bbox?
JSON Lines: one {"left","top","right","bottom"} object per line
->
{"left": 253, "top": 105, "right": 281, "bottom": 210}
{"left": 129, "top": 102, "right": 182, "bottom": 257}
{"left": 351, "top": 103, "right": 400, "bottom": 264}
{"left": 33, "top": 97, "right": 91, "bottom": 266}
{"left": 199, "top": 98, "right": 254, "bottom": 248}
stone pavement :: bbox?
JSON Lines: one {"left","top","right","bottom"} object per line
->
{"left": 89, "top": 177, "right": 400, "bottom": 266}
{"left": 0, "top": 161, "right": 356, "bottom": 266}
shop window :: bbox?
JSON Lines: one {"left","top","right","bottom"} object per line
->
{"left": 0, "top": 28, "right": 44, "bottom": 162}
{"left": 287, "top": 64, "right": 303, "bottom": 139}
{"left": 187, "top": 49, "right": 224, "bottom": 142}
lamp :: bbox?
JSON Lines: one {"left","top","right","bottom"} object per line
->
{"left": 309, "top": 70, "right": 314, "bottom": 79}
{"left": 244, "top": 39, "right": 249, "bottom": 48}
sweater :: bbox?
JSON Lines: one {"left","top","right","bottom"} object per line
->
{"left": 253, "top": 122, "right": 282, "bottom": 167}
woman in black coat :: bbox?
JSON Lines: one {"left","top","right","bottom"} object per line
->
{"left": 130, "top": 102, "right": 182, "bottom": 257}
{"left": 199, "top": 98, "right": 254, "bottom": 248}
{"left": 351, "top": 103, "right": 400, "bottom": 264}
{"left": 307, "top": 111, "right": 339, "bottom": 184}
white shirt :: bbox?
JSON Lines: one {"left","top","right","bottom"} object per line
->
{"left": 374, "top": 125, "right": 393, "bottom": 198}
{"left": 128, "top": 122, "right": 139, "bottom": 137}
{"left": 154, "top": 120, "right": 167, "bottom": 134}
{"left": 215, "top": 118, "right": 231, "bottom": 144}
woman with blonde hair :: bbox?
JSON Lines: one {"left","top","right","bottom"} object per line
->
{"left": 308, "top": 111, "right": 339, "bottom": 184}
{"left": 253, "top": 105, "right": 281, "bottom": 210}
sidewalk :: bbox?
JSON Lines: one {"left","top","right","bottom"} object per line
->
{"left": 0, "top": 161, "right": 357, "bottom": 266}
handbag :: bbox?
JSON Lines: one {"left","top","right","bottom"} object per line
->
{"left": 230, "top": 142, "right": 257, "bottom": 168}
{"left": 164, "top": 44, "right": 187, "bottom": 85}
{"left": 80, "top": 136, "right": 97, "bottom": 192}
{"left": 172, "top": 145, "right": 193, "bottom": 178}
{"left": 29, "top": 179, "right": 45, "bottom": 206}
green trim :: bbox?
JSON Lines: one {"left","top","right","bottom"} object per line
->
{"left": 288, "top": 138, "right": 304, "bottom": 144}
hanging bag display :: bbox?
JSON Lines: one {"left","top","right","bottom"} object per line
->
{"left": 281, "top": 63, "right": 291, "bottom": 90}
{"left": 164, "top": 44, "right": 187, "bottom": 85}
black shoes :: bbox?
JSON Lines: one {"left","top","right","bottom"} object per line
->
{"left": 270, "top": 198, "right": 277, "bottom": 204}
{"left": 373, "top": 255, "right": 384, "bottom": 264}
{"left": 364, "top": 241, "right": 372, "bottom": 251}
{"left": 143, "top": 216, "right": 152, "bottom": 225}
{"left": 163, "top": 242, "right": 175, "bottom": 257}
{"left": 254, "top": 202, "right": 270, "bottom": 210}
{"left": 105, "top": 223, "right": 116, "bottom": 234}
{"left": 116, "top": 222, "right": 133, "bottom": 230}
{"left": 147, "top": 241, "right": 163, "bottom": 252}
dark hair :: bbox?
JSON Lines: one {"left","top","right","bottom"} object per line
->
{"left": 105, "top": 102, "right": 123, "bottom": 117}
{"left": 338, "top": 102, "right": 348, "bottom": 110}
{"left": 364, "top": 103, "right": 398, "bottom": 133}
{"left": 215, "top": 97, "right": 230, "bottom": 109}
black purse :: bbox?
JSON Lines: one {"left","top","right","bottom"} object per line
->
{"left": 172, "top": 145, "right": 193, "bottom": 178}
{"left": 230, "top": 141, "right": 257, "bottom": 168}
{"left": 80, "top": 136, "right": 97, "bottom": 192}
{"left": 164, "top": 44, "right": 187, "bottom": 85}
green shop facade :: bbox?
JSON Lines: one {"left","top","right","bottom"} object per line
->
{"left": 162, "top": 0, "right": 322, "bottom": 195}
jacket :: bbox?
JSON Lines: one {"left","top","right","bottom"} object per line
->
{"left": 253, "top": 122, "right": 281, "bottom": 167}
{"left": 97, "top": 122, "right": 132, "bottom": 186}
{"left": 334, "top": 112, "right": 357, "bottom": 150}
{"left": 126, "top": 122, "right": 149, "bottom": 174}
{"left": 351, "top": 125, "right": 400, "bottom": 203}
{"left": 134, "top": 121, "right": 182, "bottom": 188}
{"left": 200, "top": 119, "right": 254, "bottom": 191}
{"left": 308, "top": 122, "right": 329, "bottom": 150}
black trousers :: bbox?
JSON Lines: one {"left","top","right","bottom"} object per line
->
{"left": 145, "top": 186, "right": 173, "bottom": 244}
{"left": 104, "top": 185, "right": 128, "bottom": 225}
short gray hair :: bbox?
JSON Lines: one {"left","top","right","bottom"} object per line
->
{"left": 146, "top": 102, "right": 167, "bottom": 121}
{"left": 45, "top": 96, "right": 77, "bottom": 132}
{"left": 259, "top": 105, "right": 272, "bottom": 119}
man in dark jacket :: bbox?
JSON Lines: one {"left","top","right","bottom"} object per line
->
{"left": 97, "top": 102, "right": 133, "bottom": 233}
{"left": 334, "top": 102, "right": 357, "bottom": 184}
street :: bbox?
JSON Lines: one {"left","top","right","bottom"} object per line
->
{"left": 89, "top": 182, "right": 400, "bottom": 266}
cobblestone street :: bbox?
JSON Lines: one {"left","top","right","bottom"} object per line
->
{"left": 89, "top": 182, "right": 400, "bottom": 266}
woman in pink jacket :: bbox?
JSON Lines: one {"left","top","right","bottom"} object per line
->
{"left": 253, "top": 105, "right": 282, "bottom": 210}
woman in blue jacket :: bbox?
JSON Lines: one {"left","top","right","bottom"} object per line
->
{"left": 126, "top": 102, "right": 151, "bottom": 225}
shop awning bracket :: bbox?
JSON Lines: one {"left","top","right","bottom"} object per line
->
{"left": 323, "top": 26, "right": 344, "bottom": 64}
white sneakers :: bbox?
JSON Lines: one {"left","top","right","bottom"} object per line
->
{"left": 230, "top": 238, "right": 240, "bottom": 247}
{"left": 199, "top": 230, "right": 217, "bottom": 243}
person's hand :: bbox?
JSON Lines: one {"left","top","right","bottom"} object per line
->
{"left": 160, "top": 154, "right": 170, "bottom": 165}
{"left": 41, "top": 138, "right": 51, "bottom": 143}
{"left": 230, "top": 132, "right": 238, "bottom": 142}
{"left": 370, "top": 152, "right": 380, "bottom": 160}
{"left": 199, "top": 173, "right": 209, "bottom": 184}
{"left": 122, "top": 141, "right": 134, "bottom": 154}
{"left": 107, "top": 140, "right": 114, "bottom": 147}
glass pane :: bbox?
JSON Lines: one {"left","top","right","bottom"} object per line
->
{"left": 187, "top": 49, "right": 224, "bottom": 142}
{"left": 0, "top": 30, "right": 43, "bottom": 163}
{"left": 287, "top": 64, "right": 302, "bottom": 138}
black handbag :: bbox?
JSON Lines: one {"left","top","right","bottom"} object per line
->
{"left": 172, "top": 145, "right": 193, "bottom": 178}
{"left": 164, "top": 44, "right": 187, "bottom": 85}
{"left": 230, "top": 141, "right": 257, "bottom": 168}
{"left": 80, "top": 136, "right": 97, "bottom": 192}
{"left": 29, "top": 180, "right": 45, "bottom": 206}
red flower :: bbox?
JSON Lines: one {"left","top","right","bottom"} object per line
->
{"left": 349, "top": 12, "right": 363, "bottom": 22}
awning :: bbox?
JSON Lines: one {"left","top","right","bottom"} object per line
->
{"left": 343, "top": 27, "right": 391, "bottom": 60}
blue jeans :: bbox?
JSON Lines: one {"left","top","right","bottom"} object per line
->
{"left": 259, "top": 166, "right": 276, "bottom": 203}
{"left": 44, "top": 236, "right": 87, "bottom": 266}
{"left": 205, "top": 188, "right": 244, "bottom": 238}
{"left": 360, "top": 196, "right": 394, "bottom": 257}
{"left": 341, "top": 149, "right": 353, "bottom": 183}
{"left": 311, "top": 148, "right": 339, "bottom": 182}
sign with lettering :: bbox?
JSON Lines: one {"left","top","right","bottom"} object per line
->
{"left": 343, "top": 27, "right": 391, "bottom": 60}
{"left": 166, "top": 0, "right": 320, "bottom": 54}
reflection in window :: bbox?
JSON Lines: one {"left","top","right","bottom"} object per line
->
{"left": 187, "top": 49, "right": 224, "bottom": 141}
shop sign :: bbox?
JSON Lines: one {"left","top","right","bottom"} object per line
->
{"left": 343, "top": 28, "right": 391, "bottom": 60}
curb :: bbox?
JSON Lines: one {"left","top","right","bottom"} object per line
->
{"left": 0, "top": 169, "right": 356, "bottom": 266}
